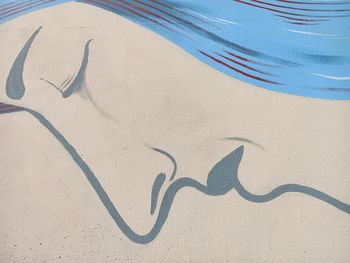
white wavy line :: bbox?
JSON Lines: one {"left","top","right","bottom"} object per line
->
{"left": 311, "top": 73, "right": 350, "bottom": 80}
{"left": 185, "top": 9, "right": 227, "bottom": 25}
{"left": 216, "top": 18, "right": 240, "bottom": 25}
{"left": 283, "top": 28, "right": 338, "bottom": 37}
{"left": 184, "top": 10, "right": 240, "bottom": 25}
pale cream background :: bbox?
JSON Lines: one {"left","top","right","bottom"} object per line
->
{"left": 0, "top": 3, "right": 349, "bottom": 262}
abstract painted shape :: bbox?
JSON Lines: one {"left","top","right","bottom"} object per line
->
{"left": 7, "top": 107, "right": 350, "bottom": 244}
{"left": 6, "top": 26, "right": 42, "bottom": 100}
{"left": 1, "top": 0, "right": 349, "bottom": 99}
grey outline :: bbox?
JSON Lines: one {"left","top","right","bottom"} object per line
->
{"left": 22, "top": 109, "right": 350, "bottom": 244}
{"left": 6, "top": 26, "right": 42, "bottom": 100}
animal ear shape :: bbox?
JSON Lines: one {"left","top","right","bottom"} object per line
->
{"left": 6, "top": 26, "right": 43, "bottom": 100}
{"left": 207, "top": 146, "right": 244, "bottom": 195}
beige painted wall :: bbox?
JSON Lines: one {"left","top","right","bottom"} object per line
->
{"left": 0, "top": 3, "right": 349, "bottom": 262}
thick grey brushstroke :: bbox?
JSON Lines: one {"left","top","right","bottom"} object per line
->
{"left": 148, "top": 146, "right": 177, "bottom": 181}
{"left": 150, "top": 173, "right": 166, "bottom": 215}
{"left": 224, "top": 137, "right": 267, "bottom": 152}
{"left": 23, "top": 107, "right": 243, "bottom": 244}
{"left": 24, "top": 108, "right": 349, "bottom": 244}
{"left": 6, "top": 26, "right": 42, "bottom": 100}
{"left": 62, "top": 39, "right": 92, "bottom": 98}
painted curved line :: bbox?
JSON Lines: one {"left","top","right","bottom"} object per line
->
{"left": 0, "top": 1, "right": 20, "bottom": 9}
{"left": 274, "top": 0, "right": 350, "bottom": 5}
{"left": 224, "top": 137, "right": 267, "bottom": 152}
{"left": 150, "top": 172, "right": 166, "bottom": 215}
{"left": 283, "top": 28, "right": 338, "bottom": 37}
{"left": 84, "top": 0, "right": 298, "bottom": 67}
{"left": 40, "top": 77, "right": 63, "bottom": 93}
{"left": 217, "top": 52, "right": 273, "bottom": 76}
{"left": 86, "top": 0, "right": 178, "bottom": 33}
{"left": 0, "top": 0, "right": 56, "bottom": 21}
{"left": 234, "top": 0, "right": 350, "bottom": 18}
{"left": 248, "top": 0, "right": 350, "bottom": 12}
{"left": 60, "top": 73, "right": 75, "bottom": 88}
{"left": 0, "top": 102, "right": 24, "bottom": 114}
{"left": 62, "top": 39, "right": 93, "bottom": 98}
{"left": 147, "top": 146, "right": 177, "bottom": 181}
{"left": 224, "top": 50, "right": 277, "bottom": 68}
{"left": 6, "top": 26, "right": 42, "bottom": 100}
{"left": 23, "top": 108, "right": 240, "bottom": 244}
{"left": 0, "top": 0, "right": 45, "bottom": 17}
{"left": 234, "top": 181, "right": 350, "bottom": 213}
{"left": 200, "top": 50, "right": 281, "bottom": 85}
{"left": 25, "top": 108, "right": 215, "bottom": 244}
{"left": 311, "top": 73, "right": 350, "bottom": 80}
{"left": 0, "top": 0, "right": 34, "bottom": 14}
{"left": 1, "top": 0, "right": 349, "bottom": 99}
{"left": 22, "top": 108, "right": 349, "bottom": 245}
{"left": 275, "top": 14, "right": 329, "bottom": 22}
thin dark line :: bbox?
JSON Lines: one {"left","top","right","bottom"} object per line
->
{"left": 147, "top": 145, "right": 177, "bottom": 181}
{"left": 223, "top": 137, "right": 267, "bottom": 152}
{"left": 40, "top": 78, "right": 63, "bottom": 93}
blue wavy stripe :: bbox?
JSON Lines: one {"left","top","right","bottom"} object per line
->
{"left": 0, "top": 0, "right": 349, "bottom": 100}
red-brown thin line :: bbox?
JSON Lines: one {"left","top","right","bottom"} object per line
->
{"left": 275, "top": 14, "right": 328, "bottom": 21}
{"left": 0, "top": 0, "right": 44, "bottom": 16}
{"left": 0, "top": 0, "right": 55, "bottom": 20}
{"left": 116, "top": 0, "right": 177, "bottom": 26}
{"left": 217, "top": 53, "right": 272, "bottom": 76}
{"left": 85, "top": 0, "right": 189, "bottom": 38}
{"left": 148, "top": 0, "right": 212, "bottom": 25}
{"left": 0, "top": 0, "right": 34, "bottom": 13}
{"left": 0, "top": 108, "right": 23, "bottom": 114}
{"left": 234, "top": 0, "right": 350, "bottom": 18}
{"left": 0, "top": 104, "right": 17, "bottom": 109}
{"left": 89, "top": 0, "right": 170, "bottom": 30}
{"left": 250, "top": 0, "right": 350, "bottom": 12}
{"left": 200, "top": 50, "right": 280, "bottom": 84}
{"left": 224, "top": 50, "right": 277, "bottom": 67}
{"left": 274, "top": 0, "right": 350, "bottom": 5}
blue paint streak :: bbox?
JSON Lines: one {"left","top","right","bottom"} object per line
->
{"left": 1, "top": 0, "right": 350, "bottom": 100}
{"left": 1, "top": 0, "right": 349, "bottom": 99}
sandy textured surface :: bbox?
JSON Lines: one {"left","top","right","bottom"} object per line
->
{"left": 0, "top": 2, "right": 349, "bottom": 262}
